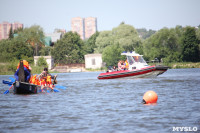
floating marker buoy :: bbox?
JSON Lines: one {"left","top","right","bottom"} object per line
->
{"left": 142, "top": 90, "right": 158, "bottom": 104}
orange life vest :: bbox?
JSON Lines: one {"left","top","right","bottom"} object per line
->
{"left": 125, "top": 60, "right": 129, "bottom": 69}
{"left": 40, "top": 79, "right": 46, "bottom": 86}
{"left": 17, "top": 60, "right": 29, "bottom": 70}
{"left": 46, "top": 76, "right": 52, "bottom": 85}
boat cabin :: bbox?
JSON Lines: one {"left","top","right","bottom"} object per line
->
{"left": 121, "top": 51, "right": 149, "bottom": 70}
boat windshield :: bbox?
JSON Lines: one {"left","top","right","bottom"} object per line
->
{"left": 133, "top": 56, "right": 146, "bottom": 63}
{"left": 127, "top": 56, "right": 146, "bottom": 65}
{"left": 127, "top": 56, "right": 134, "bottom": 65}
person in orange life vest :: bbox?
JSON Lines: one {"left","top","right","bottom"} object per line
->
{"left": 14, "top": 60, "right": 31, "bottom": 82}
{"left": 124, "top": 60, "right": 129, "bottom": 70}
{"left": 29, "top": 75, "right": 39, "bottom": 85}
{"left": 37, "top": 68, "right": 57, "bottom": 89}
{"left": 37, "top": 68, "right": 56, "bottom": 80}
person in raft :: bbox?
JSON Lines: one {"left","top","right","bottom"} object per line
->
{"left": 37, "top": 68, "right": 57, "bottom": 89}
{"left": 14, "top": 60, "right": 32, "bottom": 82}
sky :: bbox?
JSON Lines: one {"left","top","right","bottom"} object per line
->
{"left": 0, "top": 0, "right": 200, "bottom": 33}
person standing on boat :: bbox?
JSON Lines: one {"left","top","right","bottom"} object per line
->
{"left": 14, "top": 60, "right": 31, "bottom": 82}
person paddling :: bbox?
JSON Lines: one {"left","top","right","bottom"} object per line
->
{"left": 37, "top": 68, "right": 57, "bottom": 90}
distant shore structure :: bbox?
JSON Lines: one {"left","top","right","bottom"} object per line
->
{"left": 0, "top": 21, "right": 23, "bottom": 40}
{"left": 71, "top": 17, "right": 97, "bottom": 40}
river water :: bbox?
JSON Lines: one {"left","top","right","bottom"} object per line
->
{"left": 0, "top": 68, "right": 200, "bottom": 133}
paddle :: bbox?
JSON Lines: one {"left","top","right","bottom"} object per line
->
{"left": 53, "top": 89, "right": 59, "bottom": 92}
{"left": 46, "top": 85, "right": 59, "bottom": 92}
{"left": 54, "top": 85, "right": 66, "bottom": 90}
{"left": 50, "top": 86, "right": 60, "bottom": 92}
{"left": 2, "top": 80, "right": 13, "bottom": 86}
{"left": 9, "top": 77, "right": 15, "bottom": 83}
{"left": 4, "top": 85, "right": 13, "bottom": 94}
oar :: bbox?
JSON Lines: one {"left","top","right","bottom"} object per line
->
{"left": 53, "top": 89, "right": 59, "bottom": 92}
{"left": 54, "top": 85, "right": 66, "bottom": 90}
{"left": 49, "top": 85, "right": 59, "bottom": 92}
{"left": 9, "top": 77, "right": 15, "bottom": 83}
{"left": 4, "top": 85, "right": 13, "bottom": 94}
{"left": 2, "top": 80, "right": 13, "bottom": 86}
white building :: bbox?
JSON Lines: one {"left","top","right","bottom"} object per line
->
{"left": 84, "top": 54, "right": 103, "bottom": 69}
{"left": 34, "top": 56, "right": 54, "bottom": 70}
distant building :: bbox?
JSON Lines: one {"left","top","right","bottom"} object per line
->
{"left": 12, "top": 22, "right": 23, "bottom": 31}
{"left": 84, "top": 54, "right": 103, "bottom": 69}
{"left": 71, "top": 17, "right": 85, "bottom": 40}
{"left": 34, "top": 56, "right": 54, "bottom": 70}
{"left": 45, "top": 32, "right": 62, "bottom": 46}
{"left": 44, "top": 29, "right": 65, "bottom": 47}
{"left": 54, "top": 29, "right": 66, "bottom": 34}
{"left": 44, "top": 36, "right": 52, "bottom": 46}
{"left": 71, "top": 17, "right": 97, "bottom": 40}
{"left": 85, "top": 17, "right": 97, "bottom": 39}
{"left": 0, "top": 21, "right": 23, "bottom": 40}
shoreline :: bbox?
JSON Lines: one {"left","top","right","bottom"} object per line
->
{"left": 0, "top": 62, "right": 200, "bottom": 75}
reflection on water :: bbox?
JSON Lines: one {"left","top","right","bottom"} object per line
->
{"left": 0, "top": 68, "right": 200, "bottom": 133}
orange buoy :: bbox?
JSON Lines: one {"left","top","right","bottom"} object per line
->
{"left": 142, "top": 90, "right": 158, "bottom": 104}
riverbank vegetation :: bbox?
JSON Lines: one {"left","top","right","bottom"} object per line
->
{"left": 0, "top": 23, "right": 200, "bottom": 75}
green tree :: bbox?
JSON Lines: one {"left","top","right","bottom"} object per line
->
{"left": 137, "top": 28, "right": 156, "bottom": 39}
{"left": 181, "top": 26, "right": 199, "bottom": 62}
{"left": 51, "top": 31, "right": 85, "bottom": 64}
{"left": 18, "top": 25, "right": 45, "bottom": 56}
{"left": 9, "top": 26, "right": 14, "bottom": 39}
{"left": 39, "top": 46, "right": 52, "bottom": 56}
{"left": 85, "top": 31, "right": 99, "bottom": 53}
{"left": 102, "top": 43, "right": 125, "bottom": 67}
{"left": 94, "top": 31, "right": 112, "bottom": 53}
{"left": 37, "top": 57, "right": 48, "bottom": 67}
{"left": 112, "top": 23, "right": 141, "bottom": 51}
{"left": 142, "top": 28, "right": 181, "bottom": 62}
{"left": 0, "top": 36, "right": 33, "bottom": 62}
{"left": 0, "top": 39, "right": 13, "bottom": 62}
{"left": 95, "top": 23, "right": 142, "bottom": 53}
{"left": 11, "top": 37, "right": 33, "bottom": 60}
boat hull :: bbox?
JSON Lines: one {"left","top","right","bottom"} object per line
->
{"left": 97, "top": 65, "right": 168, "bottom": 79}
{"left": 13, "top": 81, "right": 41, "bottom": 94}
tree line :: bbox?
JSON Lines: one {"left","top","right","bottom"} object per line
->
{"left": 0, "top": 23, "right": 200, "bottom": 68}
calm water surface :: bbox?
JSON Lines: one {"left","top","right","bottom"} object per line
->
{"left": 0, "top": 68, "right": 200, "bottom": 133}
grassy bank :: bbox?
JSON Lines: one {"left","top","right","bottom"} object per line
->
{"left": 149, "top": 62, "right": 200, "bottom": 69}
{"left": 1, "top": 62, "right": 200, "bottom": 75}
{"left": 164, "top": 62, "right": 200, "bottom": 69}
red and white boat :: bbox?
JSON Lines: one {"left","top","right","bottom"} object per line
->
{"left": 97, "top": 51, "right": 169, "bottom": 79}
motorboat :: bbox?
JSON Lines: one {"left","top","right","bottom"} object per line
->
{"left": 97, "top": 51, "right": 169, "bottom": 79}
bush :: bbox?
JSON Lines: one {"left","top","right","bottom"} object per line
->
{"left": 37, "top": 57, "right": 48, "bottom": 67}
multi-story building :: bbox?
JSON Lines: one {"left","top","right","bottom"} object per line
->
{"left": 71, "top": 17, "right": 97, "bottom": 40}
{"left": 84, "top": 17, "right": 97, "bottom": 39}
{"left": 71, "top": 17, "right": 85, "bottom": 40}
{"left": 0, "top": 21, "right": 23, "bottom": 40}
{"left": 0, "top": 22, "right": 12, "bottom": 40}
{"left": 12, "top": 22, "right": 23, "bottom": 31}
